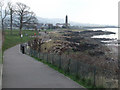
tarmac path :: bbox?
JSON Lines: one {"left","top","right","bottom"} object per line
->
{"left": 2, "top": 45, "right": 86, "bottom": 88}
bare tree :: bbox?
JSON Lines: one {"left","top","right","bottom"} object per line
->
{"left": 0, "top": 1, "right": 8, "bottom": 32}
{"left": 24, "top": 15, "right": 38, "bottom": 30}
{"left": 0, "top": 1, "right": 9, "bottom": 43}
{"left": 0, "top": 1, "right": 3, "bottom": 30}
{"left": 15, "top": 2, "right": 37, "bottom": 35}
{"left": 8, "top": 2, "right": 14, "bottom": 35}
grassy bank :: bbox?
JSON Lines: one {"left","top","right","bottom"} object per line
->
{"left": 3, "top": 30, "right": 38, "bottom": 51}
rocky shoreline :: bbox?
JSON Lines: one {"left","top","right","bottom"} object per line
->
{"left": 27, "top": 29, "right": 118, "bottom": 88}
{"left": 29, "top": 29, "right": 118, "bottom": 71}
{"left": 62, "top": 30, "right": 118, "bottom": 71}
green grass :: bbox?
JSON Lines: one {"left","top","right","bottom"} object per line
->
{"left": 5, "top": 30, "right": 39, "bottom": 36}
{"left": 3, "top": 30, "right": 38, "bottom": 51}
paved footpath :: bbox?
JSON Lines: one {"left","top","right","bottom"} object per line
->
{"left": 2, "top": 45, "right": 86, "bottom": 88}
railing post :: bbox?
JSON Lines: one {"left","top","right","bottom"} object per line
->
{"left": 37, "top": 51, "right": 39, "bottom": 58}
{"left": 34, "top": 50, "right": 36, "bottom": 57}
{"left": 39, "top": 52, "right": 41, "bottom": 59}
{"left": 38, "top": 52, "right": 40, "bottom": 59}
{"left": 52, "top": 54, "right": 54, "bottom": 65}
{"left": 47, "top": 53, "right": 48, "bottom": 63}
{"left": 59, "top": 55, "right": 61, "bottom": 69}
{"left": 42, "top": 53, "right": 44, "bottom": 60}
{"left": 67, "top": 59, "right": 71, "bottom": 74}
{"left": 33, "top": 50, "right": 35, "bottom": 56}
{"left": 32, "top": 49, "right": 34, "bottom": 56}
{"left": 76, "top": 60, "right": 79, "bottom": 79}
{"left": 36, "top": 51, "right": 37, "bottom": 58}
{"left": 31, "top": 49, "right": 33, "bottom": 56}
{"left": 35, "top": 50, "right": 36, "bottom": 57}
{"left": 30, "top": 49, "right": 31, "bottom": 56}
{"left": 93, "top": 66, "right": 96, "bottom": 87}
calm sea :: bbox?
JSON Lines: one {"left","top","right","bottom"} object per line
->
{"left": 88, "top": 28, "right": 118, "bottom": 46}
{"left": 91, "top": 28, "right": 118, "bottom": 39}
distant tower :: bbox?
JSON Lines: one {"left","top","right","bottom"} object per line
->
{"left": 65, "top": 15, "right": 68, "bottom": 28}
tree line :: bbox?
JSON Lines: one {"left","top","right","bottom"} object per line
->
{"left": 0, "top": 1, "right": 38, "bottom": 35}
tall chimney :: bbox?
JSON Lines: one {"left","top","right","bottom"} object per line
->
{"left": 65, "top": 15, "right": 68, "bottom": 28}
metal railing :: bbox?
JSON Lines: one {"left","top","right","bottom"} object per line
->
{"left": 23, "top": 44, "right": 118, "bottom": 88}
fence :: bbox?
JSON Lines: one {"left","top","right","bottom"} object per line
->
{"left": 23, "top": 44, "right": 118, "bottom": 88}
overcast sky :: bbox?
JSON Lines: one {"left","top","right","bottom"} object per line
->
{"left": 4, "top": 0, "right": 119, "bottom": 25}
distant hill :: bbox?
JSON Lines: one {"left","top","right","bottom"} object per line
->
{"left": 37, "top": 17, "right": 117, "bottom": 27}
{"left": 37, "top": 17, "right": 64, "bottom": 25}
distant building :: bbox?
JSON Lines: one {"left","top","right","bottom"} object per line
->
{"left": 56, "top": 23, "right": 64, "bottom": 28}
{"left": 37, "top": 23, "right": 53, "bottom": 30}
{"left": 44, "top": 23, "right": 53, "bottom": 29}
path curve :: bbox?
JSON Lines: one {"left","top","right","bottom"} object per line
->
{"left": 2, "top": 45, "right": 86, "bottom": 88}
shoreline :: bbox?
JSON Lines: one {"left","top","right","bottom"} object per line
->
{"left": 30, "top": 29, "right": 118, "bottom": 71}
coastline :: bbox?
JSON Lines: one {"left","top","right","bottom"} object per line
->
{"left": 34, "top": 29, "right": 118, "bottom": 71}
{"left": 27, "top": 29, "right": 118, "bottom": 88}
